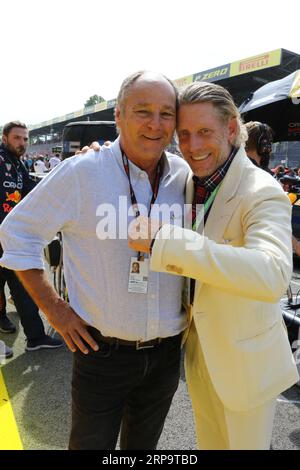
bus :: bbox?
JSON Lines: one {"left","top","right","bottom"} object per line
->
{"left": 62, "top": 121, "right": 117, "bottom": 159}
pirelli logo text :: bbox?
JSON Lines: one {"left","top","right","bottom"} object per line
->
{"left": 239, "top": 54, "right": 270, "bottom": 73}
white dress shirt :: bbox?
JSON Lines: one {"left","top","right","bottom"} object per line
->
{"left": 0, "top": 139, "right": 190, "bottom": 341}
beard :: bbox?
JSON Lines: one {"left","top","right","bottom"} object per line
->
{"left": 6, "top": 143, "right": 26, "bottom": 158}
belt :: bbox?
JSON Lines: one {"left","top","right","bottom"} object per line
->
{"left": 89, "top": 327, "right": 179, "bottom": 350}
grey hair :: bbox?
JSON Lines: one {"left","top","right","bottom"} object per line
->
{"left": 179, "top": 81, "right": 248, "bottom": 147}
{"left": 115, "top": 70, "right": 178, "bottom": 114}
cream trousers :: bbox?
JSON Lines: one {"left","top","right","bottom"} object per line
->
{"left": 185, "top": 320, "right": 276, "bottom": 450}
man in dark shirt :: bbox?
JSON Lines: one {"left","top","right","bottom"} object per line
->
{"left": 0, "top": 121, "right": 62, "bottom": 353}
{"left": 245, "top": 121, "right": 274, "bottom": 175}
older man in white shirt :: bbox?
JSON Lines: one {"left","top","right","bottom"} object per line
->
{"left": 0, "top": 71, "right": 190, "bottom": 450}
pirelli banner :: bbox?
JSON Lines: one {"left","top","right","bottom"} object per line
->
{"left": 189, "top": 49, "right": 282, "bottom": 85}
{"left": 229, "top": 49, "right": 282, "bottom": 77}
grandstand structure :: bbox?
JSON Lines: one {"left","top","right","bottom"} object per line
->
{"left": 2, "top": 48, "right": 299, "bottom": 162}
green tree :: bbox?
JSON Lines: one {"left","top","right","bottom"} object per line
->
{"left": 84, "top": 94, "right": 105, "bottom": 108}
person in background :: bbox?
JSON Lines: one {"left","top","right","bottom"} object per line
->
{"left": 273, "top": 165, "right": 285, "bottom": 180}
{"left": 22, "top": 154, "right": 33, "bottom": 172}
{"left": 245, "top": 121, "right": 274, "bottom": 174}
{"left": 0, "top": 121, "right": 63, "bottom": 352}
{"left": 33, "top": 155, "right": 48, "bottom": 173}
{"left": 49, "top": 153, "right": 61, "bottom": 170}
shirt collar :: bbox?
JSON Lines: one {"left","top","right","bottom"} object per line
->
{"left": 193, "top": 146, "right": 237, "bottom": 192}
{"left": 111, "top": 137, "right": 171, "bottom": 183}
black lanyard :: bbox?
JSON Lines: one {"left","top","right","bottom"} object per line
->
{"left": 122, "top": 151, "right": 164, "bottom": 260}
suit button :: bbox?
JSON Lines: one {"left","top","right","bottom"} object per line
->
{"left": 166, "top": 264, "right": 175, "bottom": 271}
{"left": 166, "top": 264, "right": 183, "bottom": 274}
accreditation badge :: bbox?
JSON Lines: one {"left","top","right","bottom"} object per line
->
{"left": 128, "top": 257, "right": 149, "bottom": 294}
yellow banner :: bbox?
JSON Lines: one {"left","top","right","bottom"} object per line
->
{"left": 230, "top": 49, "right": 282, "bottom": 77}
{"left": 174, "top": 75, "right": 193, "bottom": 88}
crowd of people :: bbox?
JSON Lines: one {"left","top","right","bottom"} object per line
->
{"left": 0, "top": 72, "right": 299, "bottom": 451}
{"left": 20, "top": 152, "right": 62, "bottom": 174}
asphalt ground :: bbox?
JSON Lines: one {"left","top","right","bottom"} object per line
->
{"left": 0, "top": 265, "right": 299, "bottom": 451}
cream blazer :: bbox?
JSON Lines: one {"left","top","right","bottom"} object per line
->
{"left": 151, "top": 147, "right": 299, "bottom": 411}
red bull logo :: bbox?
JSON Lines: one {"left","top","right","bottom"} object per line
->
{"left": 6, "top": 191, "right": 21, "bottom": 204}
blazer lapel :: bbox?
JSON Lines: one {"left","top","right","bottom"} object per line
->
{"left": 182, "top": 171, "right": 194, "bottom": 312}
{"left": 204, "top": 196, "right": 243, "bottom": 241}
{"left": 185, "top": 171, "right": 194, "bottom": 206}
{"left": 203, "top": 147, "right": 246, "bottom": 240}
{"left": 191, "top": 147, "right": 247, "bottom": 300}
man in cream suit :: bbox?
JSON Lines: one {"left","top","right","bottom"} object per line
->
{"left": 129, "top": 81, "right": 299, "bottom": 450}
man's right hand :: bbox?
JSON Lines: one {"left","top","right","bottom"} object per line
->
{"left": 47, "top": 299, "right": 99, "bottom": 354}
{"left": 16, "top": 268, "right": 100, "bottom": 355}
{"left": 75, "top": 140, "right": 111, "bottom": 155}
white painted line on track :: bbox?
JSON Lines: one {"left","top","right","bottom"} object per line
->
{"left": 277, "top": 398, "right": 300, "bottom": 405}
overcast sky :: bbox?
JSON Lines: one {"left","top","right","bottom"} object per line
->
{"left": 1, "top": 0, "right": 298, "bottom": 126}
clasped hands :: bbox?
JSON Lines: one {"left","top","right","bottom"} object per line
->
{"left": 128, "top": 216, "right": 162, "bottom": 254}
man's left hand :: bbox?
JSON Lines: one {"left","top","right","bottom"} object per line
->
{"left": 128, "top": 216, "right": 161, "bottom": 254}
{"left": 75, "top": 140, "right": 111, "bottom": 155}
